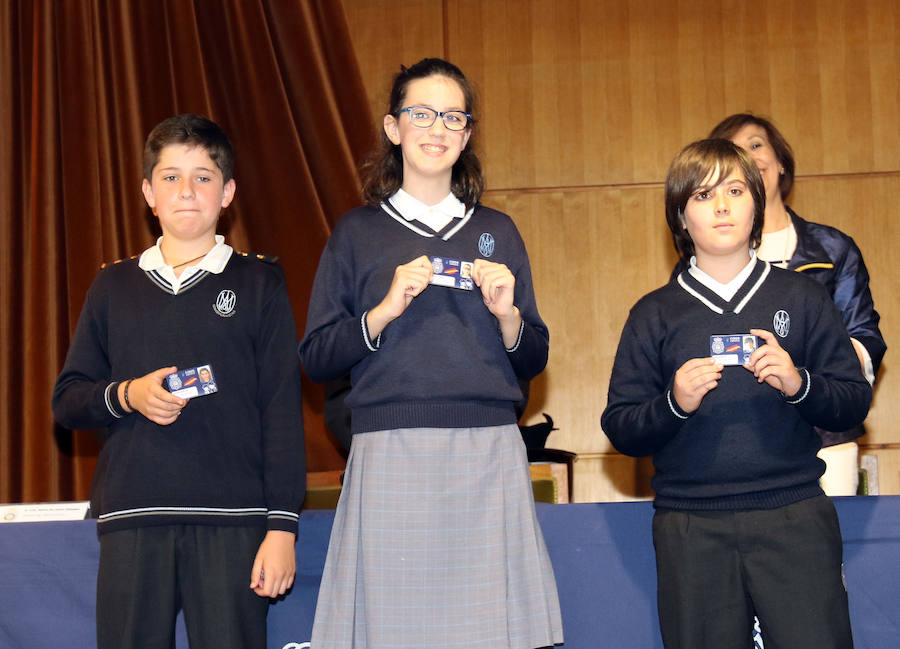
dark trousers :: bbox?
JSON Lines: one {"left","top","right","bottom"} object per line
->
{"left": 652, "top": 495, "right": 853, "bottom": 649}
{"left": 97, "top": 525, "right": 268, "bottom": 649}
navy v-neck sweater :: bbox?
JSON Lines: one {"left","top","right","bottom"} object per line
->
{"left": 53, "top": 254, "right": 305, "bottom": 534}
{"left": 602, "top": 259, "right": 871, "bottom": 510}
{"left": 299, "top": 204, "right": 549, "bottom": 434}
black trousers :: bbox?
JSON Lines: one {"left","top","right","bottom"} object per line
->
{"left": 653, "top": 495, "right": 853, "bottom": 649}
{"left": 97, "top": 525, "right": 268, "bottom": 649}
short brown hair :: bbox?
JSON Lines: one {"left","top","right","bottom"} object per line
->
{"left": 709, "top": 113, "right": 794, "bottom": 200}
{"left": 665, "top": 139, "right": 766, "bottom": 262}
{"left": 143, "top": 114, "right": 234, "bottom": 182}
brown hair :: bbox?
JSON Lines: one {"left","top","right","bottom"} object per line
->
{"left": 709, "top": 113, "right": 794, "bottom": 200}
{"left": 360, "top": 58, "right": 484, "bottom": 211}
{"left": 665, "top": 139, "right": 766, "bottom": 262}
{"left": 143, "top": 114, "right": 234, "bottom": 182}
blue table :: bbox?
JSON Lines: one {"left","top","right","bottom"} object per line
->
{"left": 1, "top": 497, "right": 897, "bottom": 648}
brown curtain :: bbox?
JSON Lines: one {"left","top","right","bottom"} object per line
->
{"left": 0, "top": 0, "right": 375, "bottom": 503}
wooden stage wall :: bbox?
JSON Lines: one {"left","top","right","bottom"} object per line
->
{"left": 341, "top": 0, "right": 900, "bottom": 501}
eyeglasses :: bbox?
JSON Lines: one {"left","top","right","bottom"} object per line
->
{"left": 396, "top": 106, "right": 472, "bottom": 131}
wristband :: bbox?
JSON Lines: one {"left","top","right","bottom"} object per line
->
{"left": 123, "top": 378, "right": 134, "bottom": 412}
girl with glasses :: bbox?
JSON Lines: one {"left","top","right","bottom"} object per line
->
{"left": 300, "top": 58, "right": 562, "bottom": 649}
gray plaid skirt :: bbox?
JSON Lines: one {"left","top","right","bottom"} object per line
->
{"left": 310, "top": 424, "right": 563, "bottom": 649}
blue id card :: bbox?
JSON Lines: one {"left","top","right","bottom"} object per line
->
{"left": 710, "top": 334, "right": 759, "bottom": 366}
{"left": 429, "top": 256, "right": 474, "bottom": 291}
{"left": 165, "top": 364, "right": 218, "bottom": 399}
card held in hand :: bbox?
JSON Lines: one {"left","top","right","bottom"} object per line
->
{"left": 710, "top": 334, "right": 759, "bottom": 366}
{"left": 165, "top": 364, "right": 218, "bottom": 399}
{"left": 429, "top": 256, "right": 474, "bottom": 290}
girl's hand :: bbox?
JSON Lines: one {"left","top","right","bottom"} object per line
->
{"left": 673, "top": 357, "right": 723, "bottom": 413}
{"left": 472, "top": 259, "right": 516, "bottom": 318}
{"left": 366, "top": 255, "right": 433, "bottom": 338}
{"left": 472, "top": 259, "right": 522, "bottom": 348}
{"left": 119, "top": 366, "right": 187, "bottom": 425}
{"left": 745, "top": 329, "right": 803, "bottom": 396}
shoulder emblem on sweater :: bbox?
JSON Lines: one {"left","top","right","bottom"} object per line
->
{"left": 100, "top": 255, "right": 138, "bottom": 269}
{"left": 235, "top": 251, "right": 280, "bottom": 263}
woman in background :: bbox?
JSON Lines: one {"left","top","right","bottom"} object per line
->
{"left": 710, "top": 113, "right": 886, "bottom": 495}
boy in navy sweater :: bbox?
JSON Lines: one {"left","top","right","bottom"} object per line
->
{"left": 53, "top": 114, "right": 305, "bottom": 649}
{"left": 601, "top": 139, "right": 870, "bottom": 649}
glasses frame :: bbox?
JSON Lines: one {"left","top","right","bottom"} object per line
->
{"left": 395, "top": 106, "right": 473, "bottom": 131}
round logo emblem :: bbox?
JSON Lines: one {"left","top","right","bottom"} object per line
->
{"left": 478, "top": 232, "right": 495, "bottom": 257}
{"left": 773, "top": 310, "right": 790, "bottom": 338}
{"left": 214, "top": 290, "right": 237, "bottom": 318}
{"left": 711, "top": 336, "right": 725, "bottom": 354}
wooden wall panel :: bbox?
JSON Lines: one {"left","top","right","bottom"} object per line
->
{"left": 483, "top": 187, "right": 676, "bottom": 457}
{"left": 790, "top": 175, "right": 899, "bottom": 446}
{"left": 489, "top": 175, "right": 899, "bottom": 496}
{"left": 445, "top": 0, "right": 900, "bottom": 189}
{"left": 342, "top": 0, "right": 444, "bottom": 132}
{"left": 342, "top": 0, "right": 900, "bottom": 499}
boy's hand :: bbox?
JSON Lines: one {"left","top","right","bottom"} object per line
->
{"left": 472, "top": 260, "right": 522, "bottom": 348}
{"left": 673, "top": 358, "right": 723, "bottom": 413}
{"left": 366, "top": 255, "right": 433, "bottom": 338}
{"left": 119, "top": 366, "right": 186, "bottom": 425}
{"left": 250, "top": 530, "right": 296, "bottom": 598}
{"left": 745, "top": 329, "right": 803, "bottom": 396}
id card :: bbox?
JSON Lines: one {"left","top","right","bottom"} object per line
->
{"left": 429, "top": 256, "right": 474, "bottom": 291}
{"left": 710, "top": 334, "right": 759, "bottom": 366}
{"left": 165, "top": 364, "right": 218, "bottom": 399}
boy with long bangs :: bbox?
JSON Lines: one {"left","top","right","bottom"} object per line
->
{"left": 601, "top": 138, "right": 870, "bottom": 649}
{"left": 53, "top": 114, "right": 305, "bottom": 649}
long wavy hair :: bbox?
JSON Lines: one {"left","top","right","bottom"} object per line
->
{"left": 361, "top": 58, "right": 484, "bottom": 211}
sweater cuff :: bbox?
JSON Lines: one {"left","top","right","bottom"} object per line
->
{"left": 783, "top": 367, "right": 811, "bottom": 404}
{"left": 360, "top": 311, "right": 381, "bottom": 352}
{"left": 105, "top": 382, "right": 126, "bottom": 419}
{"left": 267, "top": 509, "right": 299, "bottom": 534}
{"left": 504, "top": 319, "right": 526, "bottom": 352}
{"left": 666, "top": 389, "right": 690, "bottom": 420}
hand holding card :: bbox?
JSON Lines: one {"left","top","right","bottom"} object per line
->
{"left": 745, "top": 329, "right": 803, "bottom": 396}
{"left": 165, "top": 364, "right": 218, "bottom": 400}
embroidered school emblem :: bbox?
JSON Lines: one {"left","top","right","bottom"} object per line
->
{"left": 478, "top": 232, "right": 495, "bottom": 257}
{"left": 773, "top": 310, "right": 790, "bottom": 338}
{"left": 214, "top": 289, "right": 237, "bottom": 317}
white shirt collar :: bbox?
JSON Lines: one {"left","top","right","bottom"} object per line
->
{"left": 687, "top": 250, "right": 758, "bottom": 301}
{"left": 388, "top": 189, "right": 466, "bottom": 232}
{"left": 139, "top": 234, "right": 232, "bottom": 294}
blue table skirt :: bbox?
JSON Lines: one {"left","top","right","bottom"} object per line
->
{"left": 1, "top": 497, "right": 897, "bottom": 649}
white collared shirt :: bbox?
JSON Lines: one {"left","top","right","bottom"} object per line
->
{"left": 687, "top": 250, "right": 758, "bottom": 301}
{"left": 388, "top": 189, "right": 466, "bottom": 233}
{"left": 139, "top": 234, "right": 233, "bottom": 294}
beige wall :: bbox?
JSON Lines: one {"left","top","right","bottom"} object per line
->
{"left": 342, "top": 0, "right": 900, "bottom": 500}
